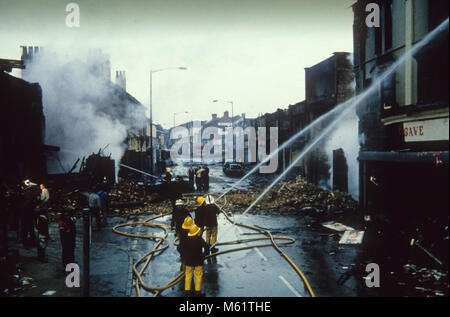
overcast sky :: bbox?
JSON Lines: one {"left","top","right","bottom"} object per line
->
{"left": 0, "top": 0, "right": 355, "bottom": 129}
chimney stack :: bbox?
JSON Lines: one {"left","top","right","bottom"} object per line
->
{"left": 223, "top": 111, "right": 229, "bottom": 119}
{"left": 115, "top": 70, "right": 126, "bottom": 91}
{"left": 20, "top": 45, "right": 43, "bottom": 80}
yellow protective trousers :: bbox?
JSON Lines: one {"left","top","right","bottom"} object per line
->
{"left": 205, "top": 226, "right": 218, "bottom": 246}
{"left": 185, "top": 265, "right": 203, "bottom": 291}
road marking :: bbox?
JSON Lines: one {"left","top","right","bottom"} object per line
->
{"left": 253, "top": 247, "right": 268, "bottom": 261}
{"left": 236, "top": 227, "right": 267, "bottom": 261}
{"left": 279, "top": 275, "right": 302, "bottom": 297}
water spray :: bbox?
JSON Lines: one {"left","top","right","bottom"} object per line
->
{"left": 120, "top": 164, "right": 160, "bottom": 179}
{"left": 218, "top": 18, "right": 449, "bottom": 204}
{"left": 214, "top": 17, "right": 449, "bottom": 240}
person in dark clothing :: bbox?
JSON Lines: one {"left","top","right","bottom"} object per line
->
{"left": 180, "top": 216, "right": 193, "bottom": 246}
{"left": 171, "top": 199, "right": 191, "bottom": 236}
{"left": 164, "top": 169, "right": 173, "bottom": 183}
{"left": 20, "top": 196, "right": 36, "bottom": 248}
{"left": 195, "top": 166, "right": 204, "bottom": 191}
{"left": 169, "top": 176, "right": 184, "bottom": 211}
{"left": 178, "top": 215, "right": 194, "bottom": 272}
{"left": 194, "top": 196, "right": 207, "bottom": 237}
{"left": 97, "top": 189, "right": 109, "bottom": 225}
{"left": 182, "top": 224, "right": 209, "bottom": 296}
{"left": 36, "top": 209, "right": 49, "bottom": 262}
{"left": 58, "top": 209, "right": 76, "bottom": 270}
{"left": 201, "top": 195, "right": 221, "bottom": 252}
{"left": 88, "top": 192, "right": 103, "bottom": 230}
{"left": 188, "top": 165, "right": 195, "bottom": 191}
{"left": 202, "top": 165, "right": 210, "bottom": 191}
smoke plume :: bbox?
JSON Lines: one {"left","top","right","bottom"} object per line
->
{"left": 22, "top": 49, "right": 147, "bottom": 179}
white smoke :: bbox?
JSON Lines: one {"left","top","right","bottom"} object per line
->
{"left": 324, "top": 53, "right": 359, "bottom": 200}
{"left": 22, "top": 49, "right": 147, "bottom": 180}
{"left": 324, "top": 109, "right": 359, "bottom": 200}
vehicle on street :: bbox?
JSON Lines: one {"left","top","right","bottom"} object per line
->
{"left": 223, "top": 162, "right": 244, "bottom": 177}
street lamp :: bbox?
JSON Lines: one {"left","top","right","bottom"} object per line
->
{"left": 213, "top": 99, "right": 236, "bottom": 164}
{"left": 173, "top": 111, "right": 189, "bottom": 128}
{"left": 150, "top": 66, "right": 187, "bottom": 174}
{"left": 212, "top": 99, "right": 234, "bottom": 128}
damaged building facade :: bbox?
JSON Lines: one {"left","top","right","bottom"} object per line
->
{"left": 0, "top": 57, "right": 57, "bottom": 185}
{"left": 20, "top": 46, "right": 149, "bottom": 185}
{"left": 255, "top": 52, "right": 355, "bottom": 190}
{"left": 352, "top": 0, "right": 449, "bottom": 241}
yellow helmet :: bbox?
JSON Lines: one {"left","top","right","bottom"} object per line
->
{"left": 167, "top": 169, "right": 172, "bottom": 173}
{"left": 182, "top": 216, "right": 194, "bottom": 229}
{"left": 188, "top": 224, "right": 201, "bottom": 237}
{"left": 197, "top": 196, "right": 205, "bottom": 206}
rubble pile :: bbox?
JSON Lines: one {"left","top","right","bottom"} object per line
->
{"left": 44, "top": 180, "right": 171, "bottom": 217}
{"left": 401, "top": 264, "right": 448, "bottom": 296}
{"left": 42, "top": 176, "right": 359, "bottom": 217}
{"left": 222, "top": 176, "right": 359, "bottom": 214}
{"left": 46, "top": 188, "right": 80, "bottom": 213}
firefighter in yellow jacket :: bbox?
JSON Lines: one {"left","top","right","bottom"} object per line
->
{"left": 182, "top": 223, "right": 209, "bottom": 296}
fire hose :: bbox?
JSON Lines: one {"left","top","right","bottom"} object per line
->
{"left": 113, "top": 197, "right": 316, "bottom": 297}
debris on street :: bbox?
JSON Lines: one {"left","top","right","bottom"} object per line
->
{"left": 322, "top": 221, "right": 355, "bottom": 232}
{"left": 339, "top": 230, "right": 365, "bottom": 245}
{"left": 221, "top": 176, "right": 359, "bottom": 215}
{"left": 42, "top": 290, "right": 56, "bottom": 296}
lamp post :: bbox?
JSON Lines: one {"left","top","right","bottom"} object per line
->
{"left": 150, "top": 67, "right": 187, "bottom": 174}
{"left": 173, "top": 111, "right": 189, "bottom": 128}
{"left": 213, "top": 99, "right": 235, "bottom": 163}
{"left": 212, "top": 99, "right": 234, "bottom": 128}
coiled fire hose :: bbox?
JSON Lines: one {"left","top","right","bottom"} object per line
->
{"left": 113, "top": 196, "right": 316, "bottom": 297}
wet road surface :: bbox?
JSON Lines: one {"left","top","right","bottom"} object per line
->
{"left": 87, "top": 211, "right": 380, "bottom": 297}
{"left": 86, "top": 164, "right": 381, "bottom": 297}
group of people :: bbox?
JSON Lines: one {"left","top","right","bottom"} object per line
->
{"left": 1, "top": 182, "right": 51, "bottom": 263}
{"left": 1, "top": 178, "right": 111, "bottom": 273}
{"left": 170, "top": 194, "right": 221, "bottom": 296}
{"left": 188, "top": 165, "right": 210, "bottom": 192}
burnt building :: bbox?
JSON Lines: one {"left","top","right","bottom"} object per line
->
{"left": 122, "top": 121, "right": 167, "bottom": 178}
{"left": 20, "top": 46, "right": 148, "bottom": 182}
{"left": 255, "top": 52, "right": 355, "bottom": 188}
{"left": 352, "top": 0, "right": 449, "bottom": 239}
{"left": 0, "top": 59, "right": 56, "bottom": 184}
{"left": 303, "top": 52, "right": 355, "bottom": 186}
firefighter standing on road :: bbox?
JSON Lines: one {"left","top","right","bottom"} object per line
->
{"left": 164, "top": 168, "right": 173, "bottom": 183}
{"left": 183, "top": 223, "right": 209, "bottom": 296}
{"left": 178, "top": 215, "right": 194, "bottom": 272}
{"left": 203, "top": 195, "right": 220, "bottom": 252}
{"left": 195, "top": 195, "right": 220, "bottom": 252}
{"left": 171, "top": 199, "right": 190, "bottom": 236}
{"left": 195, "top": 196, "right": 206, "bottom": 237}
